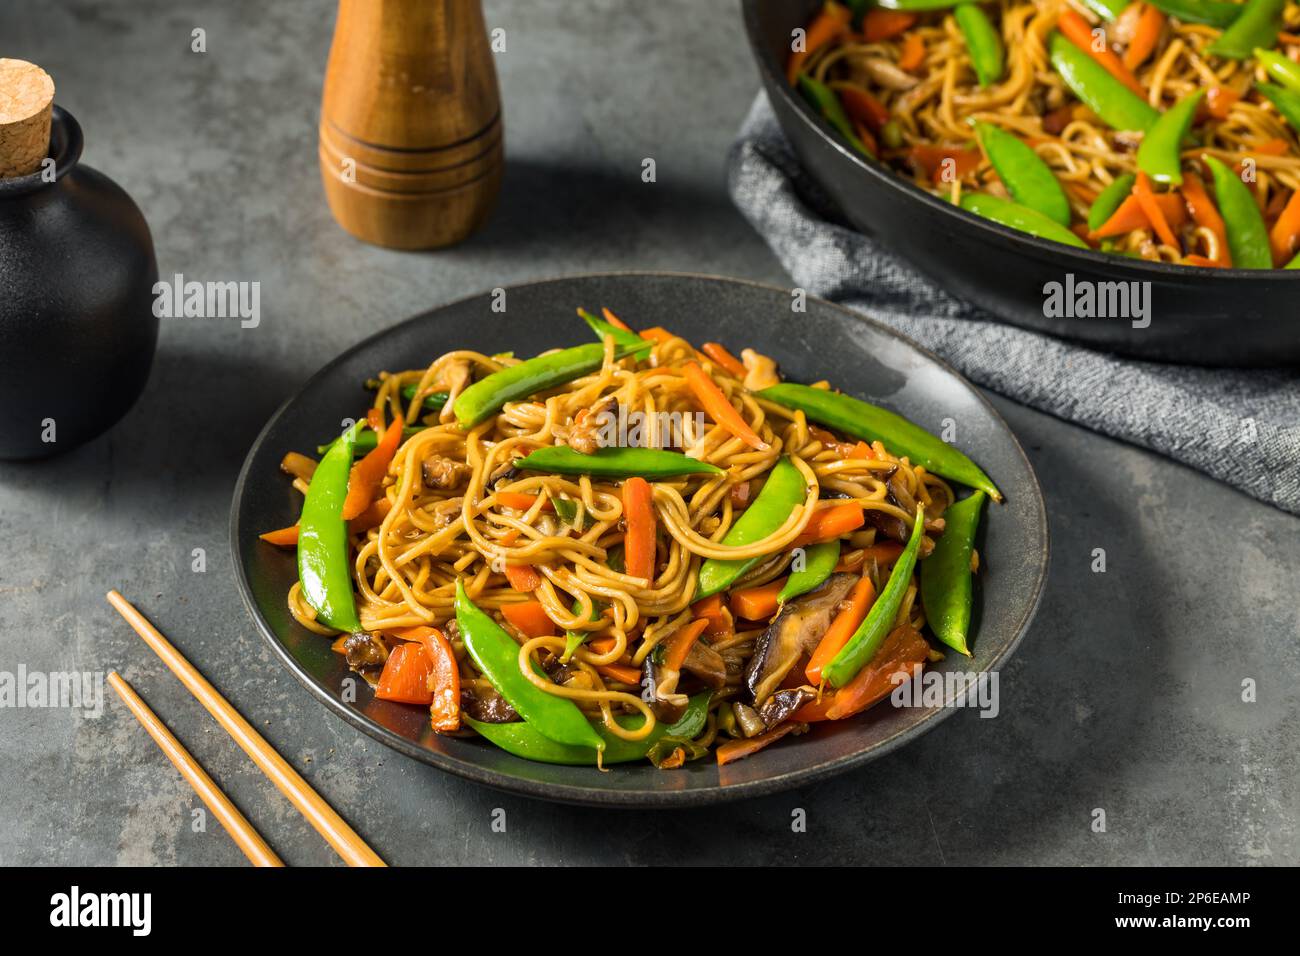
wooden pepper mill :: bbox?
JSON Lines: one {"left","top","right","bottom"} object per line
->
{"left": 319, "top": 0, "right": 503, "bottom": 249}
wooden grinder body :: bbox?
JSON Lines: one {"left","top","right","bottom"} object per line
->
{"left": 319, "top": 0, "right": 503, "bottom": 249}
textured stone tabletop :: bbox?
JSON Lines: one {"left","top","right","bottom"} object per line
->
{"left": 1, "top": 0, "right": 1295, "bottom": 866}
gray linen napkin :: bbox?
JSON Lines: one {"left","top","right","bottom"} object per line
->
{"left": 727, "top": 94, "right": 1300, "bottom": 515}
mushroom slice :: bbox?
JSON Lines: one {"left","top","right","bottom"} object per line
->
{"left": 759, "top": 688, "right": 815, "bottom": 728}
{"left": 642, "top": 658, "right": 688, "bottom": 724}
{"left": 744, "top": 573, "right": 856, "bottom": 704}
{"left": 681, "top": 640, "right": 727, "bottom": 689}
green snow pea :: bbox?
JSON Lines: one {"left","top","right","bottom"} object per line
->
{"left": 960, "top": 192, "right": 1089, "bottom": 248}
{"left": 975, "top": 121, "right": 1071, "bottom": 225}
{"left": 577, "top": 307, "right": 654, "bottom": 355}
{"left": 920, "top": 490, "right": 985, "bottom": 656}
{"left": 398, "top": 384, "right": 449, "bottom": 413}
{"left": 1202, "top": 154, "right": 1272, "bottom": 268}
{"left": 516, "top": 446, "right": 723, "bottom": 479}
{"left": 697, "top": 456, "right": 807, "bottom": 599}
{"left": 455, "top": 580, "right": 604, "bottom": 751}
{"left": 1256, "top": 82, "right": 1300, "bottom": 131}
{"left": 298, "top": 422, "right": 363, "bottom": 631}
{"left": 327, "top": 425, "right": 423, "bottom": 457}
{"left": 1048, "top": 31, "right": 1159, "bottom": 131}
{"left": 798, "top": 74, "right": 875, "bottom": 158}
{"left": 778, "top": 540, "right": 841, "bottom": 605}
{"left": 760, "top": 382, "right": 1002, "bottom": 500}
{"left": 823, "top": 505, "right": 926, "bottom": 687}
{"left": 1207, "top": 0, "right": 1286, "bottom": 59}
{"left": 1286, "top": 251, "right": 1300, "bottom": 268}
{"left": 466, "top": 692, "right": 711, "bottom": 765}
{"left": 1079, "top": 0, "right": 1130, "bottom": 19}
{"left": 1087, "top": 173, "right": 1137, "bottom": 231}
{"left": 1145, "top": 0, "right": 1242, "bottom": 27}
{"left": 1136, "top": 89, "right": 1205, "bottom": 185}
{"left": 1256, "top": 48, "right": 1300, "bottom": 93}
{"left": 955, "top": 4, "right": 1005, "bottom": 88}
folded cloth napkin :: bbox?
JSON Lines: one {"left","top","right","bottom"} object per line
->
{"left": 727, "top": 94, "right": 1300, "bottom": 516}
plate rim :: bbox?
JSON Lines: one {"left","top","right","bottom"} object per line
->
{"left": 229, "top": 270, "right": 1050, "bottom": 807}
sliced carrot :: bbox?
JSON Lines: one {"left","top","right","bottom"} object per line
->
{"left": 504, "top": 564, "right": 542, "bottom": 592}
{"left": 824, "top": 625, "right": 929, "bottom": 719}
{"left": 600, "top": 307, "right": 632, "bottom": 331}
{"left": 898, "top": 31, "right": 926, "bottom": 72}
{"left": 836, "top": 85, "right": 890, "bottom": 133}
{"left": 716, "top": 722, "right": 802, "bottom": 766}
{"left": 860, "top": 542, "right": 905, "bottom": 566}
{"left": 691, "top": 593, "right": 731, "bottom": 636}
{"left": 1205, "top": 86, "right": 1239, "bottom": 120}
{"left": 791, "top": 502, "right": 865, "bottom": 547}
{"left": 1058, "top": 10, "right": 1146, "bottom": 99}
{"left": 588, "top": 634, "right": 618, "bottom": 655}
{"left": 341, "top": 413, "right": 404, "bottom": 521}
{"left": 805, "top": 575, "right": 877, "bottom": 685}
{"left": 1182, "top": 172, "right": 1232, "bottom": 267}
{"left": 1088, "top": 191, "right": 1187, "bottom": 239}
{"left": 500, "top": 600, "right": 555, "bottom": 638}
{"left": 638, "top": 326, "right": 674, "bottom": 344}
{"left": 1269, "top": 188, "right": 1300, "bottom": 266}
{"left": 701, "top": 342, "right": 747, "bottom": 378}
{"left": 861, "top": 8, "right": 916, "bottom": 42}
{"left": 1133, "top": 171, "right": 1180, "bottom": 248}
{"left": 683, "top": 361, "right": 770, "bottom": 451}
{"left": 259, "top": 525, "right": 300, "bottom": 547}
{"left": 848, "top": 440, "right": 872, "bottom": 459}
{"left": 596, "top": 662, "right": 643, "bottom": 685}
{"left": 787, "top": 1, "right": 853, "bottom": 84}
{"left": 664, "top": 618, "right": 710, "bottom": 672}
{"left": 1122, "top": 4, "right": 1164, "bottom": 71}
{"left": 622, "top": 477, "right": 657, "bottom": 582}
{"left": 330, "top": 633, "right": 350, "bottom": 655}
{"left": 1256, "top": 138, "right": 1290, "bottom": 156}
{"left": 280, "top": 451, "right": 317, "bottom": 482}
{"left": 496, "top": 491, "right": 543, "bottom": 511}
{"left": 909, "top": 144, "right": 982, "bottom": 184}
{"left": 390, "top": 626, "right": 460, "bottom": 731}
{"left": 791, "top": 693, "right": 838, "bottom": 723}
{"left": 375, "top": 642, "right": 434, "bottom": 705}
{"left": 1183, "top": 254, "right": 1227, "bottom": 267}
{"left": 730, "top": 578, "right": 787, "bottom": 622}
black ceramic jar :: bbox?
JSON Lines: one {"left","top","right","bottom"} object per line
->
{"left": 0, "top": 106, "right": 158, "bottom": 459}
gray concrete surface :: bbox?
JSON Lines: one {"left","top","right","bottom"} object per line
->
{"left": 1, "top": 0, "right": 1295, "bottom": 866}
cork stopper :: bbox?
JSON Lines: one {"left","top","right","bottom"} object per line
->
{"left": 0, "top": 59, "right": 55, "bottom": 179}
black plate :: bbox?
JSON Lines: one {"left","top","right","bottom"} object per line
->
{"left": 231, "top": 273, "right": 1048, "bottom": 806}
{"left": 743, "top": 0, "right": 1300, "bottom": 367}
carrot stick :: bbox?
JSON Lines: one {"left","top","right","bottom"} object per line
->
{"left": 1122, "top": 4, "right": 1164, "bottom": 71}
{"left": 638, "top": 326, "right": 674, "bottom": 344}
{"left": 260, "top": 496, "right": 393, "bottom": 547}
{"left": 500, "top": 600, "right": 555, "bottom": 638}
{"left": 259, "top": 525, "right": 300, "bottom": 547}
{"left": 716, "top": 722, "right": 802, "bottom": 766}
{"left": 683, "top": 361, "right": 770, "bottom": 451}
{"left": 622, "top": 477, "right": 657, "bottom": 583}
{"left": 909, "top": 144, "right": 981, "bottom": 183}
{"left": 836, "top": 86, "right": 890, "bottom": 133}
{"left": 825, "top": 625, "right": 929, "bottom": 719}
{"left": 1205, "top": 86, "right": 1240, "bottom": 120}
{"left": 664, "top": 618, "right": 709, "bottom": 672}
{"left": 1133, "top": 171, "right": 1180, "bottom": 248}
{"left": 730, "top": 579, "right": 787, "bottom": 622}
{"left": 596, "top": 663, "right": 643, "bottom": 685}
{"left": 898, "top": 32, "right": 926, "bottom": 72}
{"left": 600, "top": 307, "right": 632, "bottom": 331}
{"left": 1269, "top": 188, "right": 1300, "bottom": 266}
{"left": 496, "top": 491, "right": 544, "bottom": 511}
{"left": 1088, "top": 192, "right": 1187, "bottom": 239}
{"left": 1058, "top": 10, "right": 1146, "bottom": 98}
{"left": 504, "top": 564, "right": 542, "bottom": 592}
{"left": 787, "top": 1, "right": 853, "bottom": 84}
{"left": 700, "top": 342, "right": 747, "bottom": 378}
{"left": 1182, "top": 172, "right": 1232, "bottom": 267}
{"left": 1254, "top": 138, "right": 1289, "bottom": 156}
{"left": 791, "top": 502, "right": 865, "bottom": 547}
{"left": 341, "top": 413, "right": 404, "bottom": 520}
{"left": 691, "top": 593, "right": 731, "bottom": 636}
{"left": 374, "top": 643, "right": 434, "bottom": 705}
{"left": 861, "top": 9, "right": 916, "bottom": 42}
{"left": 805, "top": 575, "right": 877, "bottom": 685}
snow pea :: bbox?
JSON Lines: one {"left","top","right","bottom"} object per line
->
{"left": 920, "top": 490, "right": 985, "bottom": 656}
{"left": 975, "top": 122, "right": 1070, "bottom": 225}
{"left": 1256, "top": 48, "right": 1300, "bottom": 94}
{"left": 960, "top": 192, "right": 1089, "bottom": 249}
{"left": 1087, "top": 173, "right": 1137, "bottom": 231}
{"left": 1146, "top": 0, "right": 1243, "bottom": 27}
{"left": 1207, "top": 0, "right": 1285, "bottom": 59}
{"left": 1202, "top": 154, "right": 1272, "bottom": 268}
{"left": 798, "top": 74, "right": 875, "bottom": 158}
{"left": 453, "top": 341, "right": 643, "bottom": 428}
{"left": 955, "top": 4, "right": 1004, "bottom": 88}
{"left": 1136, "top": 89, "right": 1205, "bottom": 185}
{"left": 398, "top": 384, "right": 449, "bottom": 412}
{"left": 325, "top": 425, "right": 423, "bottom": 457}
{"left": 298, "top": 422, "right": 363, "bottom": 631}
{"left": 516, "top": 446, "right": 723, "bottom": 478}
{"left": 1048, "top": 32, "right": 1159, "bottom": 131}
{"left": 466, "top": 692, "right": 710, "bottom": 765}
{"left": 761, "top": 382, "right": 1002, "bottom": 500}
{"left": 823, "top": 504, "right": 926, "bottom": 687}
{"left": 1287, "top": 251, "right": 1300, "bottom": 268}
{"left": 697, "top": 456, "right": 807, "bottom": 599}
{"left": 577, "top": 308, "right": 653, "bottom": 355}
{"left": 1256, "top": 82, "right": 1300, "bottom": 131}
{"left": 1079, "top": 0, "right": 1130, "bottom": 19}
{"left": 778, "top": 539, "right": 841, "bottom": 605}
{"left": 455, "top": 580, "right": 604, "bottom": 751}
{"left": 877, "top": 0, "right": 965, "bottom": 8}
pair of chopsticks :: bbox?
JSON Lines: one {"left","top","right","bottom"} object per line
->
{"left": 106, "top": 590, "right": 385, "bottom": 867}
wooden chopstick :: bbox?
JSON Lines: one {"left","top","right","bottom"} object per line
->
{"left": 106, "top": 590, "right": 386, "bottom": 867}
{"left": 107, "top": 671, "right": 284, "bottom": 867}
